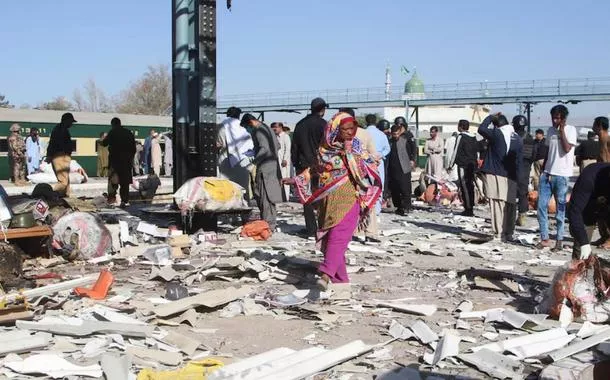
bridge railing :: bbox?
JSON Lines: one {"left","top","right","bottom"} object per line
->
{"left": 218, "top": 77, "right": 610, "bottom": 109}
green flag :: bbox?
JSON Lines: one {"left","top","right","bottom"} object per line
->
{"left": 400, "top": 66, "right": 410, "bottom": 75}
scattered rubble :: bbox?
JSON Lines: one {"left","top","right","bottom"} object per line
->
{"left": 1, "top": 184, "right": 610, "bottom": 379}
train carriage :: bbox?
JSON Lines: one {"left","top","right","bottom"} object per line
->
{"left": 0, "top": 108, "right": 171, "bottom": 179}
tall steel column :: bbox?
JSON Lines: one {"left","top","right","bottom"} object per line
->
{"left": 172, "top": 0, "right": 218, "bottom": 231}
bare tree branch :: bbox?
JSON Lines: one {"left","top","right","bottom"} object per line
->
{"left": 116, "top": 64, "right": 171, "bottom": 115}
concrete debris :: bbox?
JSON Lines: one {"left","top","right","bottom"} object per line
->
{"left": 3, "top": 353, "right": 103, "bottom": 378}
{"left": 2, "top": 195, "right": 607, "bottom": 379}
{"left": 458, "top": 348, "right": 524, "bottom": 379}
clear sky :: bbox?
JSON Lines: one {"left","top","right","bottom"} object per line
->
{"left": 2, "top": 0, "right": 610, "bottom": 124}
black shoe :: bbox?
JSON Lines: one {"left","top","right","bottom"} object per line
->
{"left": 461, "top": 210, "right": 474, "bottom": 217}
{"left": 395, "top": 209, "right": 405, "bottom": 216}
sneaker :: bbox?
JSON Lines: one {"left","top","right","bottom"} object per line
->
{"left": 119, "top": 202, "right": 130, "bottom": 209}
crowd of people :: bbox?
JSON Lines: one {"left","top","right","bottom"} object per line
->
{"left": 7, "top": 102, "right": 610, "bottom": 290}
{"left": 217, "top": 99, "right": 610, "bottom": 289}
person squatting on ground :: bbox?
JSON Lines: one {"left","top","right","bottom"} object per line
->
{"left": 46, "top": 112, "right": 76, "bottom": 196}
{"left": 568, "top": 163, "right": 610, "bottom": 260}
{"left": 241, "top": 113, "right": 283, "bottom": 231}
{"left": 537, "top": 105, "right": 577, "bottom": 251}
{"left": 448, "top": 119, "right": 478, "bottom": 217}
{"left": 478, "top": 113, "right": 523, "bottom": 242}
{"left": 513, "top": 115, "right": 536, "bottom": 226}
{"left": 102, "top": 117, "right": 136, "bottom": 208}
{"left": 8, "top": 123, "right": 27, "bottom": 186}
{"left": 285, "top": 112, "right": 381, "bottom": 290}
{"left": 291, "top": 98, "right": 328, "bottom": 236}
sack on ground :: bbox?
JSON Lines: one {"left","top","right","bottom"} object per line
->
{"left": 539, "top": 255, "right": 610, "bottom": 322}
{"left": 174, "top": 177, "right": 247, "bottom": 212}
{"left": 51, "top": 212, "right": 113, "bottom": 260}
{"left": 240, "top": 220, "right": 272, "bottom": 241}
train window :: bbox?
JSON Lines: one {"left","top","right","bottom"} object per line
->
{"left": 0, "top": 139, "right": 8, "bottom": 153}
{"left": 71, "top": 140, "right": 77, "bottom": 152}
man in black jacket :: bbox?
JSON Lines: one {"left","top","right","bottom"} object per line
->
{"left": 532, "top": 129, "right": 547, "bottom": 190}
{"left": 102, "top": 118, "right": 136, "bottom": 208}
{"left": 291, "top": 97, "right": 327, "bottom": 235}
{"left": 388, "top": 117, "right": 417, "bottom": 215}
{"left": 568, "top": 162, "right": 610, "bottom": 260}
{"left": 575, "top": 131, "right": 600, "bottom": 173}
{"left": 449, "top": 119, "right": 478, "bottom": 216}
{"left": 513, "top": 115, "right": 536, "bottom": 226}
{"left": 46, "top": 112, "right": 76, "bottom": 196}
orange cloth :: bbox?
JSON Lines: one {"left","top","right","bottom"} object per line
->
{"left": 240, "top": 220, "right": 272, "bottom": 241}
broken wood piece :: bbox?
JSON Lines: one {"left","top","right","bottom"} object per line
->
{"left": 4, "top": 225, "right": 53, "bottom": 240}
{"left": 168, "top": 234, "right": 191, "bottom": 248}
{"left": 154, "top": 286, "right": 254, "bottom": 317}
{"left": 0, "top": 310, "right": 34, "bottom": 325}
{"left": 458, "top": 348, "right": 524, "bottom": 379}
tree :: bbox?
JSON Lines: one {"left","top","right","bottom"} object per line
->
{"left": 116, "top": 64, "right": 171, "bottom": 115}
{"left": 19, "top": 104, "right": 32, "bottom": 109}
{"left": 38, "top": 96, "right": 74, "bottom": 111}
{"left": 0, "top": 94, "right": 12, "bottom": 108}
{"left": 73, "top": 78, "right": 113, "bottom": 113}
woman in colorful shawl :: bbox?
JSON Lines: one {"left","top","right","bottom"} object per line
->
{"left": 285, "top": 112, "right": 382, "bottom": 289}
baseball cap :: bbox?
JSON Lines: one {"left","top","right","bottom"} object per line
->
{"left": 61, "top": 112, "right": 77, "bottom": 123}
{"left": 310, "top": 97, "right": 329, "bottom": 112}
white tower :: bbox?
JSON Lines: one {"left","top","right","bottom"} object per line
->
{"left": 385, "top": 64, "right": 392, "bottom": 100}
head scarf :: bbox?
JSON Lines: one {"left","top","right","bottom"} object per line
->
{"left": 295, "top": 112, "right": 381, "bottom": 211}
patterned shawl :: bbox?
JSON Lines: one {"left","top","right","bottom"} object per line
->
{"left": 295, "top": 112, "right": 382, "bottom": 212}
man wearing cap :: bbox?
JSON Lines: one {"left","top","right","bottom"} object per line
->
{"left": 292, "top": 97, "right": 328, "bottom": 236}
{"left": 46, "top": 112, "right": 76, "bottom": 196}
{"left": 241, "top": 113, "right": 283, "bottom": 231}
{"left": 8, "top": 123, "right": 27, "bottom": 186}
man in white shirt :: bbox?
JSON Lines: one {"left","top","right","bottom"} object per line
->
{"left": 272, "top": 122, "right": 291, "bottom": 201}
{"left": 364, "top": 114, "right": 391, "bottom": 215}
{"left": 537, "top": 105, "right": 577, "bottom": 251}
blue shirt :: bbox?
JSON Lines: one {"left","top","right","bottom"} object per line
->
{"left": 366, "top": 125, "right": 391, "bottom": 159}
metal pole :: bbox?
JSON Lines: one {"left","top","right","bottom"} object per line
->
{"left": 172, "top": 0, "right": 193, "bottom": 193}
{"left": 415, "top": 106, "right": 419, "bottom": 137}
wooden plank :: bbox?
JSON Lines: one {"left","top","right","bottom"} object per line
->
{"left": 4, "top": 225, "right": 52, "bottom": 240}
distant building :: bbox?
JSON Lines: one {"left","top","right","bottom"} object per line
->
{"left": 383, "top": 71, "right": 491, "bottom": 139}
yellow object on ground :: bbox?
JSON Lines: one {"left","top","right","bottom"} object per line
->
{"left": 136, "top": 359, "right": 223, "bottom": 380}
{"left": 203, "top": 178, "right": 239, "bottom": 202}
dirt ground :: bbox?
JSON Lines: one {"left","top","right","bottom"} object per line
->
{"left": 4, "top": 199, "right": 607, "bottom": 379}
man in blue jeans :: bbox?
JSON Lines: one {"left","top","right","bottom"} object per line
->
{"left": 537, "top": 105, "right": 577, "bottom": 251}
